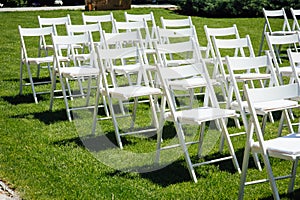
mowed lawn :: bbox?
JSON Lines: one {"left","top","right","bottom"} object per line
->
{"left": 0, "top": 7, "right": 300, "bottom": 199}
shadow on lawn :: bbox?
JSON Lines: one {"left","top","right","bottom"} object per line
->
{"left": 261, "top": 188, "right": 300, "bottom": 200}
{"left": 53, "top": 131, "right": 138, "bottom": 152}
{"left": 2, "top": 93, "right": 47, "bottom": 105}
{"left": 11, "top": 109, "right": 69, "bottom": 124}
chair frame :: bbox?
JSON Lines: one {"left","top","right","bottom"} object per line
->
{"left": 155, "top": 39, "right": 241, "bottom": 183}
{"left": 93, "top": 43, "right": 161, "bottom": 149}
{"left": 258, "top": 8, "right": 294, "bottom": 56}
{"left": 18, "top": 25, "right": 55, "bottom": 104}
{"left": 265, "top": 32, "right": 300, "bottom": 84}
{"left": 82, "top": 12, "right": 115, "bottom": 33}
{"left": 124, "top": 11, "right": 157, "bottom": 41}
{"left": 50, "top": 33, "right": 99, "bottom": 122}
{"left": 291, "top": 8, "right": 300, "bottom": 31}
{"left": 238, "top": 83, "right": 300, "bottom": 200}
{"left": 225, "top": 53, "right": 295, "bottom": 135}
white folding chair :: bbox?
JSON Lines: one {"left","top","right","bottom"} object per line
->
{"left": 92, "top": 44, "right": 161, "bottom": 149}
{"left": 160, "top": 16, "right": 193, "bottom": 29}
{"left": 50, "top": 33, "right": 99, "bottom": 122}
{"left": 38, "top": 15, "right": 71, "bottom": 36}
{"left": 203, "top": 24, "right": 242, "bottom": 103}
{"left": 204, "top": 24, "right": 241, "bottom": 63}
{"left": 124, "top": 11, "right": 157, "bottom": 42}
{"left": 155, "top": 39, "right": 209, "bottom": 109}
{"left": 226, "top": 53, "right": 296, "bottom": 136}
{"left": 18, "top": 25, "right": 55, "bottom": 104}
{"left": 82, "top": 12, "right": 115, "bottom": 33}
{"left": 287, "top": 48, "right": 300, "bottom": 130}
{"left": 265, "top": 32, "right": 300, "bottom": 84}
{"left": 238, "top": 83, "right": 300, "bottom": 200}
{"left": 258, "top": 8, "right": 295, "bottom": 56}
{"left": 160, "top": 16, "right": 208, "bottom": 58}
{"left": 156, "top": 25, "right": 198, "bottom": 44}
{"left": 291, "top": 8, "right": 300, "bottom": 31}
{"left": 155, "top": 44, "right": 241, "bottom": 182}
{"left": 212, "top": 35, "right": 255, "bottom": 102}
{"left": 287, "top": 48, "right": 300, "bottom": 87}
{"left": 113, "top": 19, "right": 153, "bottom": 51}
{"left": 38, "top": 15, "right": 82, "bottom": 53}
{"left": 100, "top": 30, "right": 155, "bottom": 87}
{"left": 66, "top": 22, "right": 103, "bottom": 53}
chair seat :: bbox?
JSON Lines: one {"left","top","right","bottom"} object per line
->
{"left": 107, "top": 85, "right": 161, "bottom": 100}
{"left": 27, "top": 56, "right": 53, "bottom": 64}
{"left": 165, "top": 107, "right": 237, "bottom": 124}
{"left": 169, "top": 76, "right": 207, "bottom": 90}
{"left": 235, "top": 73, "right": 271, "bottom": 81}
{"left": 111, "top": 63, "right": 141, "bottom": 74}
{"left": 254, "top": 99, "right": 298, "bottom": 113}
{"left": 270, "top": 31, "right": 296, "bottom": 36}
{"left": 75, "top": 53, "right": 91, "bottom": 61}
{"left": 60, "top": 66, "right": 99, "bottom": 77}
{"left": 231, "top": 99, "right": 298, "bottom": 114}
{"left": 252, "top": 133, "right": 300, "bottom": 157}
{"left": 166, "top": 59, "right": 196, "bottom": 66}
{"left": 278, "top": 66, "right": 300, "bottom": 76}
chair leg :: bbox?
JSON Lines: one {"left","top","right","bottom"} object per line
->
{"left": 84, "top": 77, "right": 92, "bottom": 106}
{"left": 60, "top": 75, "right": 72, "bottom": 122}
{"left": 197, "top": 122, "right": 206, "bottom": 158}
{"left": 19, "top": 62, "right": 24, "bottom": 95}
{"left": 149, "top": 94, "right": 159, "bottom": 128}
{"left": 155, "top": 96, "right": 167, "bottom": 164}
{"left": 261, "top": 153, "right": 280, "bottom": 200}
{"left": 288, "top": 158, "right": 298, "bottom": 194}
{"left": 238, "top": 132, "right": 252, "bottom": 200}
{"left": 49, "top": 69, "right": 57, "bottom": 111}
{"left": 91, "top": 81, "right": 101, "bottom": 135}
{"left": 258, "top": 23, "right": 267, "bottom": 56}
{"left": 219, "top": 118, "right": 241, "bottom": 173}
{"left": 175, "top": 121, "right": 198, "bottom": 183}
{"left": 26, "top": 63, "right": 38, "bottom": 104}
{"left": 130, "top": 97, "right": 139, "bottom": 130}
{"left": 106, "top": 94, "right": 123, "bottom": 149}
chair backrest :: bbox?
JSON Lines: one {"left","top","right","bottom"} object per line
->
{"left": 96, "top": 43, "right": 148, "bottom": 87}
{"left": 51, "top": 33, "right": 96, "bottom": 68}
{"left": 82, "top": 12, "right": 115, "bottom": 33}
{"left": 265, "top": 32, "right": 300, "bottom": 83}
{"left": 160, "top": 16, "right": 193, "bottom": 29}
{"left": 213, "top": 35, "right": 255, "bottom": 81}
{"left": 155, "top": 39, "right": 201, "bottom": 67}
{"left": 291, "top": 8, "right": 300, "bottom": 31}
{"left": 156, "top": 25, "right": 199, "bottom": 44}
{"left": 204, "top": 24, "right": 241, "bottom": 59}
{"left": 156, "top": 47, "right": 219, "bottom": 109}
{"left": 244, "top": 82, "right": 300, "bottom": 159}
{"left": 38, "top": 15, "right": 71, "bottom": 35}
{"left": 66, "top": 23, "right": 102, "bottom": 44}
{"left": 18, "top": 25, "right": 55, "bottom": 60}
{"left": 287, "top": 48, "right": 300, "bottom": 84}
{"left": 113, "top": 19, "right": 152, "bottom": 49}
{"left": 226, "top": 53, "right": 279, "bottom": 87}
{"left": 225, "top": 53, "right": 279, "bottom": 128}
{"left": 263, "top": 8, "right": 291, "bottom": 34}
{"left": 124, "top": 11, "right": 157, "bottom": 40}
{"left": 101, "top": 30, "right": 144, "bottom": 49}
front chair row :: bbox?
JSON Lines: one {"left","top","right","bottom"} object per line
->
{"left": 238, "top": 49, "right": 300, "bottom": 199}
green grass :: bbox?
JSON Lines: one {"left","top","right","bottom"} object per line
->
{"left": 0, "top": 8, "right": 300, "bottom": 199}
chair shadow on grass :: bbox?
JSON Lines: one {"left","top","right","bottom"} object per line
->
{"left": 258, "top": 188, "right": 300, "bottom": 200}
{"left": 53, "top": 130, "right": 138, "bottom": 152}
{"left": 2, "top": 93, "right": 48, "bottom": 105}
{"left": 11, "top": 108, "right": 69, "bottom": 124}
